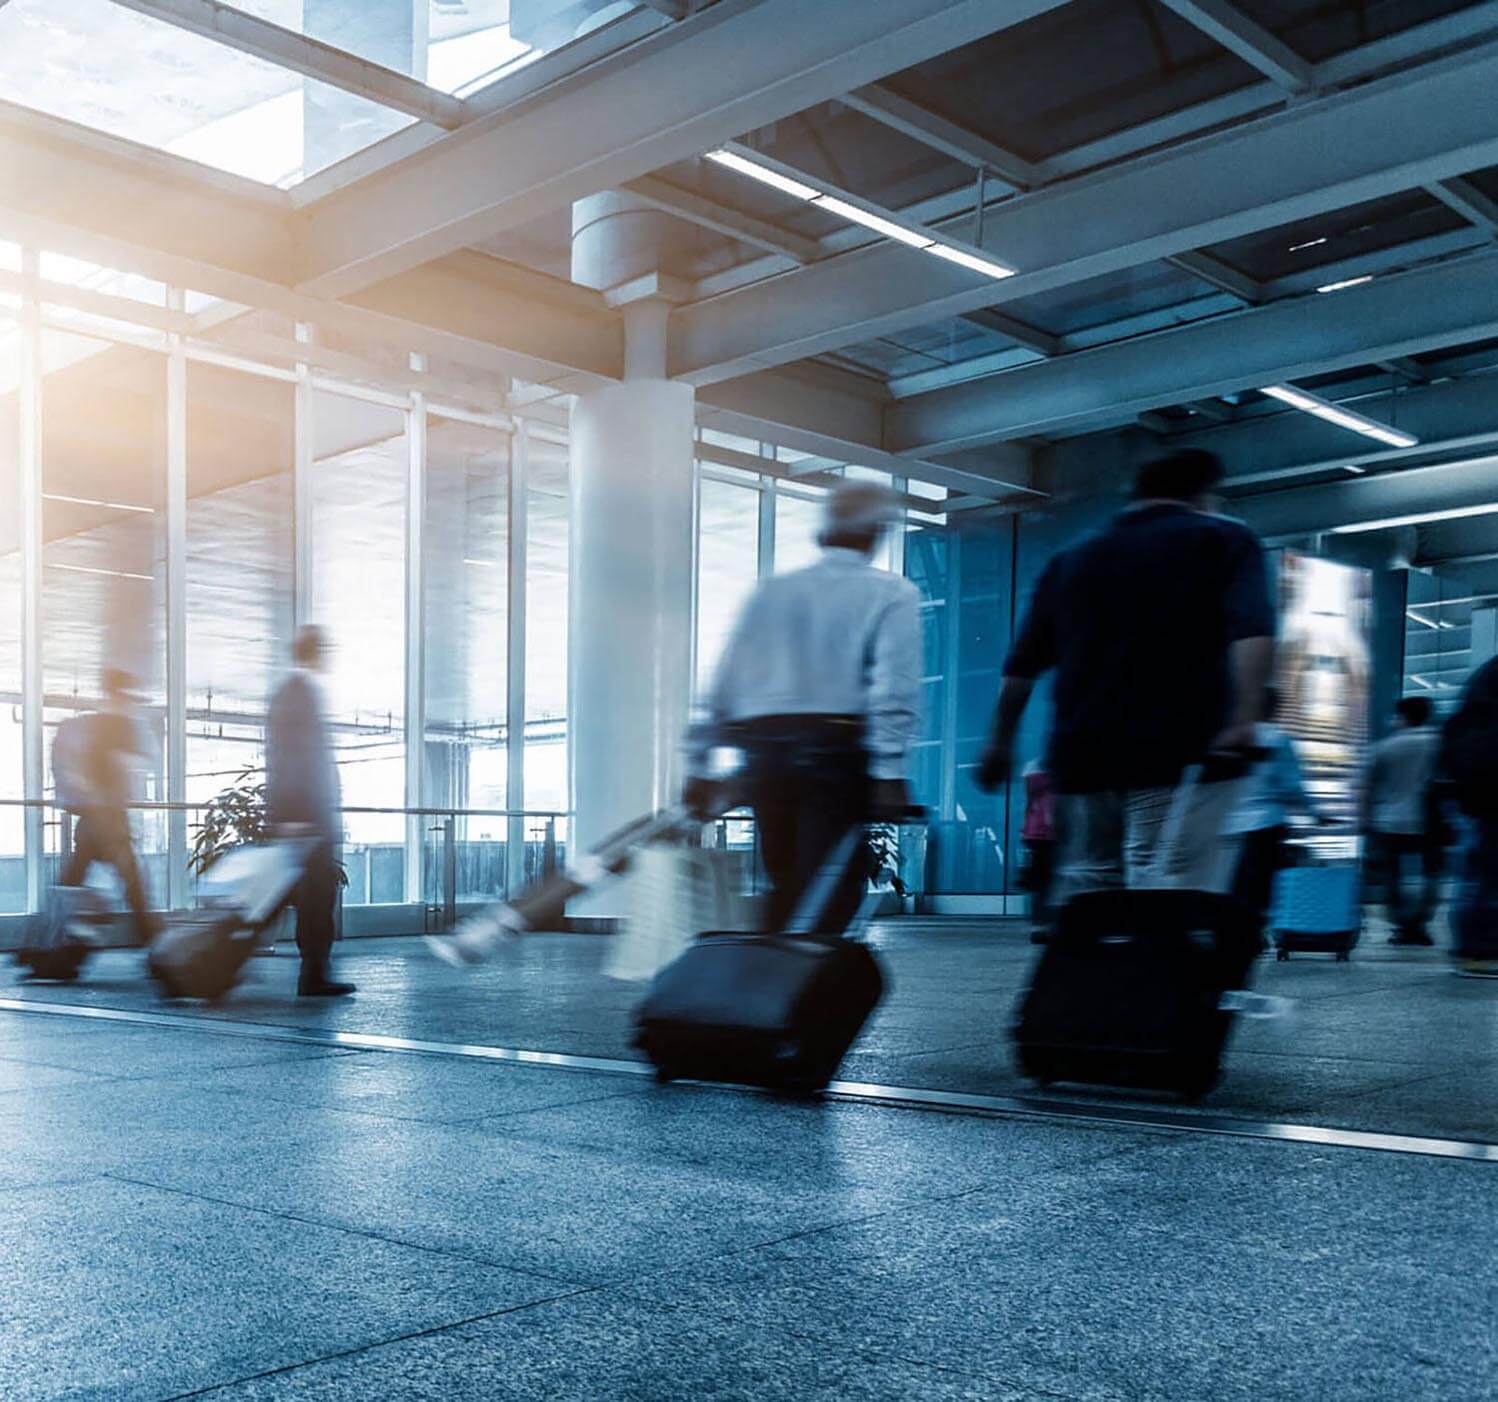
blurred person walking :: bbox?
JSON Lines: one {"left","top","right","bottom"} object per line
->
{"left": 267, "top": 626, "right": 354, "bottom": 997}
{"left": 1436, "top": 659, "right": 1498, "bottom": 977}
{"left": 1019, "top": 761, "right": 1060, "bottom": 941}
{"left": 691, "top": 480, "right": 922, "bottom": 933}
{"left": 55, "top": 666, "right": 160, "bottom": 946}
{"left": 976, "top": 450, "right": 1275, "bottom": 899}
{"left": 1361, "top": 696, "right": 1443, "bottom": 946}
{"left": 1226, "top": 686, "right": 1326, "bottom": 927}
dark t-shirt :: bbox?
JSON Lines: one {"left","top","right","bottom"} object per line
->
{"left": 1005, "top": 503, "right": 1275, "bottom": 793}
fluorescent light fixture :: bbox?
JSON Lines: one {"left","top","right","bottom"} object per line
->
{"left": 1341, "top": 464, "right": 1366, "bottom": 475}
{"left": 1288, "top": 236, "right": 1328, "bottom": 252}
{"left": 925, "top": 241, "right": 1016, "bottom": 280}
{"left": 1332, "top": 502, "right": 1498, "bottom": 535}
{"left": 1315, "top": 275, "right": 1373, "bottom": 294}
{"left": 703, "top": 149, "right": 818, "bottom": 201}
{"left": 1409, "top": 675, "right": 1436, "bottom": 690}
{"left": 1407, "top": 610, "right": 1441, "bottom": 630}
{"left": 50, "top": 562, "right": 154, "bottom": 582}
{"left": 812, "top": 195, "right": 933, "bottom": 249}
{"left": 462, "top": 557, "right": 499, "bottom": 569}
{"left": 1260, "top": 383, "right": 1418, "bottom": 449}
{"left": 43, "top": 492, "right": 154, "bottom": 514}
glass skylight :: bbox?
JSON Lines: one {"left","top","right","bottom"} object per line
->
{"left": 220, "top": 1, "right": 645, "bottom": 97}
{"left": 0, "top": 0, "right": 414, "bottom": 186}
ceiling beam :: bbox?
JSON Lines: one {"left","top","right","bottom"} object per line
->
{"left": 103, "top": 0, "right": 467, "bottom": 129}
{"left": 885, "top": 252, "right": 1498, "bottom": 453}
{"left": 1240, "top": 456, "right": 1498, "bottom": 540}
{"left": 623, "top": 173, "right": 822, "bottom": 263}
{"left": 1426, "top": 175, "right": 1498, "bottom": 235}
{"left": 1167, "top": 250, "right": 1263, "bottom": 304}
{"left": 294, "top": 0, "right": 1070, "bottom": 298}
{"left": 1157, "top": 0, "right": 1314, "bottom": 91}
{"left": 959, "top": 308, "right": 1059, "bottom": 356}
{"left": 671, "top": 46, "right": 1498, "bottom": 384}
{"left": 840, "top": 85, "right": 1039, "bottom": 188}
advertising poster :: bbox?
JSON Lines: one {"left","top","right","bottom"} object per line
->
{"left": 1274, "top": 553, "right": 1373, "bottom": 847}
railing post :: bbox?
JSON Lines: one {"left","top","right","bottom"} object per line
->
{"left": 442, "top": 813, "right": 457, "bottom": 930}
{"left": 542, "top": 816, "right": 558, "bottom": 882}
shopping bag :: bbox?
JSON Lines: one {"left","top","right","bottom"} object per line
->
{"left": 606, "top": 844, "right": 729, "bottom": 982}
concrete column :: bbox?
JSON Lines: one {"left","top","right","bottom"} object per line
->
{"left": 568, "top": 195, "right": 695, "bottom": 898}
{"left": 1471, "top": 606, "right": 1498, "bottom": 671}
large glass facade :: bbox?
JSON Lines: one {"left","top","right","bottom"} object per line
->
{"left": 41, "top": 330, "right": 170, "bottom": 904}
{"left": 0, "top": 306, "right": 21, "bottom": 909}
{"left": 185, "top": 363, "right": 294, "bottom": 804}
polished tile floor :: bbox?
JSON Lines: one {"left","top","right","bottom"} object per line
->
{"left": 2, "top": 926, "right": 1494, "bottom": 1399}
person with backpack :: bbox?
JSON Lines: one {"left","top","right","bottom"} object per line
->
{"left": 1437, "top": 658, "right": 1498, "bottom": 978}
{"left": 54, "top": 667, "right": 160, "bottom": 946}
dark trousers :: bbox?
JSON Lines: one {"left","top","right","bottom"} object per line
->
{"left": 293, "top": 844, "right": 339, "bottom": 986}
{"left": 741, "top": 720, "right": 870, "bottom": 935}
{"left": 1022, "top": 840, "right": 1058, "bottom": 929}
{"left": 1232, "top": 825, "right": 1288, "bottom": 928}
{"left": 1368, "top": 832, "right": 1441, "bottom": 935}
{"left": 60, "top": 807, "right": 158, "bottom": 944}
{"left": 1454, "top": 820, "right": 1498, "bottom": 961}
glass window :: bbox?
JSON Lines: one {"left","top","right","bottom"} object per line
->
{"left": 185, "top": 362, "right": 294, "bottom": 806}
{"left": 425, "top": 415, "right": 509, "bottom": 901}
{"left": 0, "top": 0, "right": 412, "bottom": 186}
{"left": 773, "top": 488, "right": 825, "bottom": 575}
{"left": 696, "top": 476, "right": 760, "bottom": 691}
{"left": 309, "top": 388, "right": 407, "bottom": 897}
{"left": 0, "top": 313, "right": 21, "bottom": 910}
{"left": 42, "top": 328, "right": 169, "bottom": 903}
{"left": 525, "top": 435, "right": 569, "bottom": 819}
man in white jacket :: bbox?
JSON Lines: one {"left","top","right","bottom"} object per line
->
{"left": 692, "top": 481, "right": 922, "bottom": 932}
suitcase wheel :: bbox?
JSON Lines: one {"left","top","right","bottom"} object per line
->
{"left": 1335, "top": 949, "right": 1350, "bottom": 963}
{"left": 1275, "top": 948, "right": 1289, "bottom": 962}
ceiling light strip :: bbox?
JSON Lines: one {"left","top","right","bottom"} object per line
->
{"left": 705, "top": 148, "right": 1015, "bottom": 281}
{"left": 1332, "top": 501, "right": 1498, "bottom": 535}
{"left": 1260, "top": 383, "right": 1418, "bottom": 449}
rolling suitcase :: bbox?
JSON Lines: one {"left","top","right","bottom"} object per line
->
{"left": 14, "top": 885, "right": 108, "bottom": 982}
{"left": 634, "top": 828, "right": 888, "bottom": 1093}
{"left": 1013, "top": 756, "right": 1262, "bottom": 1101}
{"left": 149, "top": 839, "right": 314, "bottom": 1000}
{"left": 1270, "top": 863, "right": 1360, "bottom": 961}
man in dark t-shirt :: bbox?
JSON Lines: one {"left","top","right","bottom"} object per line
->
{"left": 977, "top": 451, "right": 1275, "bottom": 900}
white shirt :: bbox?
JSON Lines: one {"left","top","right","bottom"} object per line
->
{"left": 1363, "top": 724, "right": 1441, "bottom": 835}
{"left": 1225, "top": 723, "right": 1323, "bottom": 835}
{"left": 704, "top": 548, "right": 923, "bottom": 780}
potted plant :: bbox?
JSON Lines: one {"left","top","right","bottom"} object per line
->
{"left": 865, "top": 823, "right": 911, "bottom": 916}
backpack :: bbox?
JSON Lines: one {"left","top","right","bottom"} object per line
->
{"left": 52, "top": 714, "right": 100, "bottom": 813}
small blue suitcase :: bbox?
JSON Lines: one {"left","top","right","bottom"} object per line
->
{"left": 1270, "top": 864, "right": 1361, "bottom": 961}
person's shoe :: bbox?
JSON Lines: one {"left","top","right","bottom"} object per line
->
{"left": 426, "top": 908, "right": 521, "bottom": 967}
{"left": 1453, "top": 959, "right": 1498, "bottom": 979}
{"left": 298, "top": 978, "right": 356, "bottom": 997}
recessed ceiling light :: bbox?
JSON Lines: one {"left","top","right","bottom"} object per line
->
{"left": 1315, "top": 275, "right": 1374, "bottom": 294}
{"left": 812, "top": 195, "right": 934, "bottom": 248}
{"left": 925, "top": 242, "right": 1016, "bottom": 281}
{"left": 703, "top": 149, "right": 818, "bottom": 201}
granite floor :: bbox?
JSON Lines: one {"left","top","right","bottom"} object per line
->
{"left": 0, "top": 994, "right": 1494, "bottom": 1401}
{"left": 4, "top": 918, "right": 1495, "bottom": 1143}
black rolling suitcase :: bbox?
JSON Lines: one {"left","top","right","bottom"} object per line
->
{"left": 1013, "top": 757, "right": 1262, "bottom": 1101}
{"left": 14, "top": 885, "right": 108, "bottom": 982}
{"left": 634, "top": 828, "right": 888, "bottom": 1092}
{"left": 149, "top": 839, "right": 314, "bottom": 1001}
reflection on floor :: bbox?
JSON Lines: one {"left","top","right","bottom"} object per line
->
{"left": 0, "top": 965, "right": 1492, "bottom": 1400}
{"left": 5, "top": 919, "right": 1495, "bottom": 1144}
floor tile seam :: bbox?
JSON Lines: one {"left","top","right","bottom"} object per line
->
{"left": 441, "top": 1086, "right": 657, "bottom": 1127}
{"left": 0, "top": 1172, "right": 113, "bottom": 1198}
{"left": 157, "top": 1284, "right": 610, "bottom": 1402}
{"left": 111, "top": 1049, "right": 360, "bottom": 1085}
{"left": 97, "top": 1171, "right": 587, "bottom": 1289}
{"left": 10, "top": 997, "right": 1496, "bottom": 1162}
{"left": 0, "top": 1052, "right": 124, "bottom": 1082}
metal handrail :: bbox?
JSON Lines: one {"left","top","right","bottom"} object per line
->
{"left": 0, "top": 798, "right": 570, "bottom": 820}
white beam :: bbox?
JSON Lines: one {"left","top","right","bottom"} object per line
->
{"left": 840, "top": 85, "right": 1038, "bottom": 188}
{"left": 294, "top": 0, "right": 1070, "bottom": 297}
{"left": 1157, "top": 0, "right": 1314, "bottom": 91}
{"left": 105, "top": 0, "right": 467, "bottom": 128}
{"left": 623, "top": 173, "right": 822, "bottom": 263}
{"left": 887, "top": 252, "right": 1498, "bottom": 453}
{"left": 672, "top": 46, "right": 1498, "bottom": 383}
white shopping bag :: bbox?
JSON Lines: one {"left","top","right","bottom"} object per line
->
{"left": 606, "top": 844, "right": 730, "bottom": 982}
